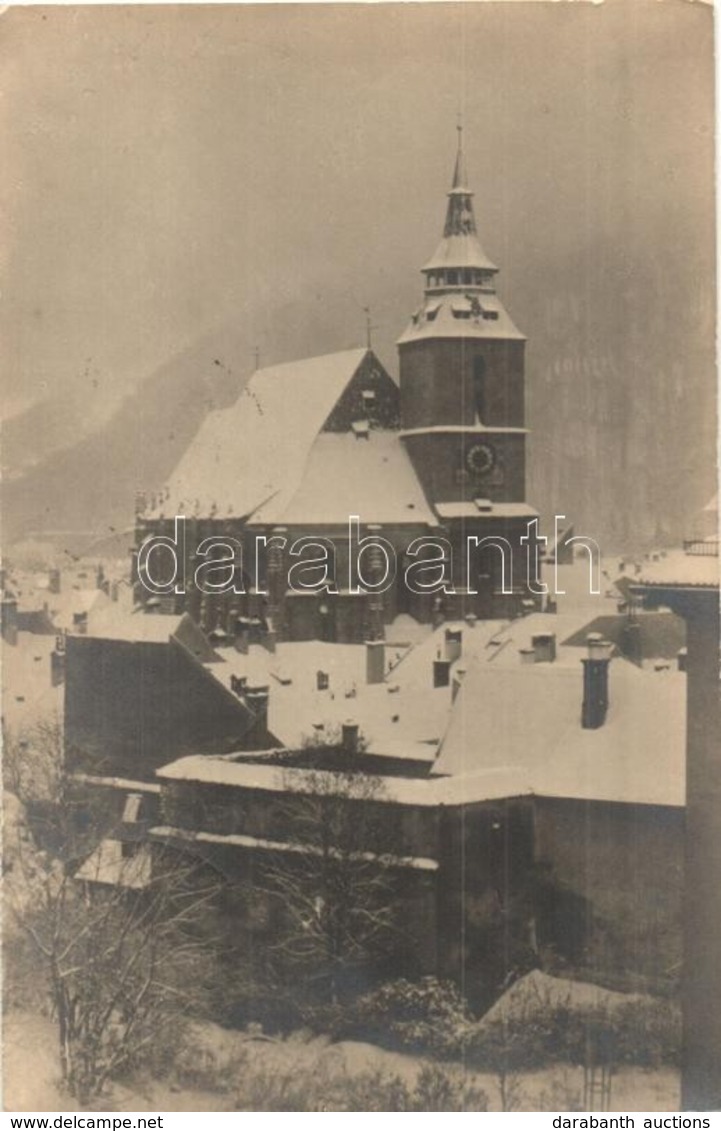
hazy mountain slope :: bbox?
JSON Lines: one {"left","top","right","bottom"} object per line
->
{"left": 1, "top": 233, "right": 715, "bottom": 558}
{"left": 1, "top": 384, "right": 125, "bottom": 481}
{"left": 1, "top": 329, "right": 249, "bottom": 552}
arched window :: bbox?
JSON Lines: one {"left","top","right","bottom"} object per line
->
{"left": 472, "top": 356, "right": 486, "bottom": 423}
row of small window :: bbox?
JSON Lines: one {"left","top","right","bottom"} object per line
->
{"left": 422, "top": 305, "right": 498, "bottom": 324}
{"left": 451, "top": 308, "right": 499, "bottom": 322}
{"left": 426, "top": 269, "right": 490, "bottom": 288}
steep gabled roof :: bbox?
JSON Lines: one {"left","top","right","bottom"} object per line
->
{"left": 253, "top": 430, "right": 437, "bottom": 526}
{"left": 153, "top": 348, "right": 370, "bottom": 522}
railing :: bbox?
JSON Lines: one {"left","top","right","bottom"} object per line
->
{"left": 683, "top": 538, "right": 719, "bottom": 557}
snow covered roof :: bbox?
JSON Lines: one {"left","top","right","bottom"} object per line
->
{"left": 398, "top": 292, "right": 524, "bottom": 345}
{"left": 205, "top": 637, "right": 447, "bottom": 758}
{"left": 71, "top": 773, "right": 162, "bottom": 794}
{"left": 253, "top": 430, "right": 437, "bottom": 527}
{"left": 160, "top": 596, "right": 685, "bottom": 809}
{"left": 49, "top": 588, "right": 109, "bottom": 631}
{"left": 422, "top": 233, "right": 498, "bottom": 273}
{"left": 479, "top": 969, "right": 649, "bottom": 1028}
{"left": 75, "top": 840, "right": 153, "bottom": 889}
{"left": 434, "top": 501, "right": 539, "bottom": 521}
{"left": 432, "top": 657, "right": 686, "bottom": 808}
{"left": 154, "top": 348, "right": 370, "bottom": 521}
{"left": 636, "top": 548, "right": 719, "bottom": 591}
{"left": 83, "top": 609, "right": 187, "bottom": 644}
{"left": 151, "top": 824, "right": 438, "bottom": 872}
{"left": 400, "top": 425, "right": 528, "bottom": 437}
{"left": 2, "top": 633, "right": 63, "bottom": 733}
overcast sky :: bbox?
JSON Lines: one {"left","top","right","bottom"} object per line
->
{"left": 1, "top": 1, "right": 714, "bottom": 416}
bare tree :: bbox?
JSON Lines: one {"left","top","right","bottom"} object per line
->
{"left": 4, "top": 718, "right": 223, "bottom": 1104}
{"left": 7, "top": 825, "right": 222, "bottom": 1104}
{"left": 260, "top": 763, "right": 407, "bottom": 1004}
{"left": 3, "top": 713, "right": 64, "bottom": 807}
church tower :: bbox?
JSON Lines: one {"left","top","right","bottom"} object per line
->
{"left": 398, "top": 129, "right": 538, "bottom": 612}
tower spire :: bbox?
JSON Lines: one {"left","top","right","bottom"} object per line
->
{"left": 398, "top": 128, "right": 524, "bottom": 347}
{"left": 444, "top": 124, "right": 477, "bottom": 239}
{"left": 452, "top": 117, "right": 467, "bottom": 191}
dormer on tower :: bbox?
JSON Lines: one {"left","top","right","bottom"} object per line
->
{"left": 398, "top": 129, "right": 529, "bottom": 508}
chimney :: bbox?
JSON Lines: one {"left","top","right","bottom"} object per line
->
{"left": 342, "top": 720, "right": 360, "bottom": 755}
{"left": 50, "top": 649, "right": 65, "bottom": 688}
{"left": 234, "top": 616, "right": 251, "bottom": 654}
{"left": 366, "top": 640, "right": 385, "bottom": 685}
{"left": 581, "top": 636, "right": 613, "bottom": 729}
{"left": 433, "top": 657, "right": 451, "bottom": 687}
{"left": 519, "top": 647, "right": 536, "bottom": 665}
{"left": 230, "top": 674, "right": 248, "bottom": 697}
{"left": 1, "top": 594, "right": 18, "bottom": 646}
{"left": 444, "top": 626, "right": 463, "bottom": 664}
{"left": 452, "top": 666, "right": 466, "bottom": 702}
{"left": 48, "top": 568, "right": 61, "bottom": 595}
{"left": 245, "top": 684, "right": 270, "bottom": 731}
{"left": 677, "top": 647, "right": 688, "bottom": 673}
{"left": 532, "top": 632, "right": 556, "bottom": 663}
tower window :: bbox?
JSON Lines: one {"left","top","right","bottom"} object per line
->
{"left": 448, "top": 270, "right": 459, "bottom": 285}
{"left": 473, "top": 357, "right": 486, "bottom": 422}
{"left": 462, "top": 269, "right": 472, "bottom": 285}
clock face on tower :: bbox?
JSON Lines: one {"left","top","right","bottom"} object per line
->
{"left": 466, "top": 442, "right": 496, "bottom": 477}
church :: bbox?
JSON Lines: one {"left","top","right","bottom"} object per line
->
{"left": 133, "top": 133, "right": 541, "bottom": 643}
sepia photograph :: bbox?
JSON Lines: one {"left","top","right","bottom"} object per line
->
{"left": 1, "top": 0, "right": 719, "bottom": 1116}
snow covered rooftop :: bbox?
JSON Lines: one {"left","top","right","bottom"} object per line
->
{"left": 153, "top": 348, "right": 370, "bottom": 521}
{"left": 253, "top": 430, "right": 437, "bottom": 527}
{"left": 75, "top": 840, "right": 153, "bottom": 889}
{"left": 636, "top": 547, "right": 719, "bottom": 591}
{"left": 422, "top": 233, "right": 498, "bottom": 273}
{"left": 169, "top": 592, "right": 686, "bottom": 809}
{"left": 398, "top": 291, "right": 524, "bottom": 345}
{"left": 2, "top": 633, "right": 63, "bottom": 733}
{"left": 151, "top": 824, "right": 438, "bottom": 872}
{"left": 432, "top": 656, "right": 685, "bottom": 808}
{"left": 206, "top": 636, "right": 447, "bottom": 759}
{"left": 83, "top": 609, "right": 187, "bottom": 644}
{"left": 434, "top": 501, "right": 539, "bottom": 521}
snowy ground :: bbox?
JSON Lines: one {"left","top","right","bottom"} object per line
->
{"left": 3, "top": 1011, "right": 680, "bottom": 1113}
